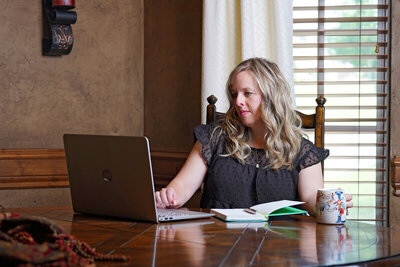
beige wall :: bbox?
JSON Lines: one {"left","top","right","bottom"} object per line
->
{"left": 390, "top": 0, "right": 400, "bottom": 228}
{"left": 0, "top": 0, "right": 144, "bottom": 207}
{"left": 0, "top": 0, "right": 202, "bottom": 208}
{"left": 0, "top": 0, "right": 144, "bottom": 149}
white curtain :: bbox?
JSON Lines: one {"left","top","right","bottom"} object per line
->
{"left": 202, "top": 0, "right": 294, "bottom": 123}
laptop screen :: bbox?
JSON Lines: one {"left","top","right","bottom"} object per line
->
{"left": 64, "top": 134, "right": 159, "bottom": 222}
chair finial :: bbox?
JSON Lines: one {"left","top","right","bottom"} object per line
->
{"left": 207, "top": 95, "right": 218, "bottom": 105}
{"left": 316, "top": 95, "right": 326, "bottom": 106}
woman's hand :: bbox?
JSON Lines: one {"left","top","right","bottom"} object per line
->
{"left": 345, "top": 193, "right": 353, "bottom": 209}
{"left": 155, "top": 187, "right": 180, "bottom": 209}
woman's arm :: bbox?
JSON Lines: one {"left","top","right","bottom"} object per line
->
{"left": 298, "top": 163, "right": 324, "bottom": 216}
{"left": 155, "top": 141, "right": 208, "bottom": 208}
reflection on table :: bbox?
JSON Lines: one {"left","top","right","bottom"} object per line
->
{"left": 6, "top": 207, "right": 400, "bottom": 266}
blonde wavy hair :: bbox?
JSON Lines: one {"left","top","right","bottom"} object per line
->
{"left": 219, "top": 58, "right": 304, "bottom": 170}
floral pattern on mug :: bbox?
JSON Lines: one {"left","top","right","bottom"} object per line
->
{"left": 317, "top": 190, "right": 346, "bottom": 224}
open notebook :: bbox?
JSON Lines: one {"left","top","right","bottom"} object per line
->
{"left": 211, "top": 200, "right": 308, "bottom": 222}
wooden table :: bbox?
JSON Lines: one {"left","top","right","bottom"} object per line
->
{"left": 6, "top": 206, "right": 400, "bottom": 266}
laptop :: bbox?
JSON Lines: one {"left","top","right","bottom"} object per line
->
{"left": 63, "top": 134, "right": 214, "bottom": 223}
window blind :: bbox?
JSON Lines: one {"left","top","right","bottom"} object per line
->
{"left": 293, "top": 0, "right": 390, "bottom": 225}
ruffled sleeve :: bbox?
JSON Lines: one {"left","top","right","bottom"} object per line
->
{"left": 193, "top": 123, "right": 223, "bottom": 166}
{"left": 298, "top": 138, "right": 329, "bottom": 169}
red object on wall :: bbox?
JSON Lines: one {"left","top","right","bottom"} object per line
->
{"left": 52, "top": 0, "right": 75, "bottom": 9}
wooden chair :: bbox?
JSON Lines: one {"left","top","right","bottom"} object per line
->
{"left": 206, "top": 94, "right": 326, "bottom": 149}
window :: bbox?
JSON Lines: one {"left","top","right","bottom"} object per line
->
{"left": 293, "top": 0, "right": 390, "bottom": 224}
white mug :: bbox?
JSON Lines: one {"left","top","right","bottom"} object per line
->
{"left": 316, "top": 189, "right": 346, "bottom": 224}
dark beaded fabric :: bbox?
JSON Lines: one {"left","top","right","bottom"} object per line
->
{"left": 194, "top": 123, "right": 329, "bottom": 209}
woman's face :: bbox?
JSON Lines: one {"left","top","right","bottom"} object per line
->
{"left": 231, "top": 70, "right": 263, "bottom": 129}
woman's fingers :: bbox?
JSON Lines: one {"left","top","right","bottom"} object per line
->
{"left": 160, "top": 188, "right": 170, "bottom": 206}
{"left": 166, "top": 188, "right": 177, "bottom": 207}
{"left": 155, "top": 191, "right": 166, "bottom": 208}
{"left": 345, "top": 193, "right": 354, "bottom": 209}
{"left": 156, "top": 187, "right": 178, "bottom": 208}
{"left": 346, "top": 200, "right": 354, "bottom": 209}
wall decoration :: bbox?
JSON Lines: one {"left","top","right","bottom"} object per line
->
{"left": 42, "top": 0, "right": 77, "bottom": 56}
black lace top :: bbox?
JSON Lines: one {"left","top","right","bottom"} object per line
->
{"left": 194, "top": 123, "right": 329, "bottom": 209}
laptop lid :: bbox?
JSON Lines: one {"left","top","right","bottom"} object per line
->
{"left": 63, "top": 134, "right": 159, "bottom": 223}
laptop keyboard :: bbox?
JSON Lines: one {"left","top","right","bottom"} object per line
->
{"left": 157, "top": 208, "right": 213, "bottom": 222}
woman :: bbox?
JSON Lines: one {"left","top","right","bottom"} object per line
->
{"left": 156, "top": 58, "right": 353, "bottom": 215}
